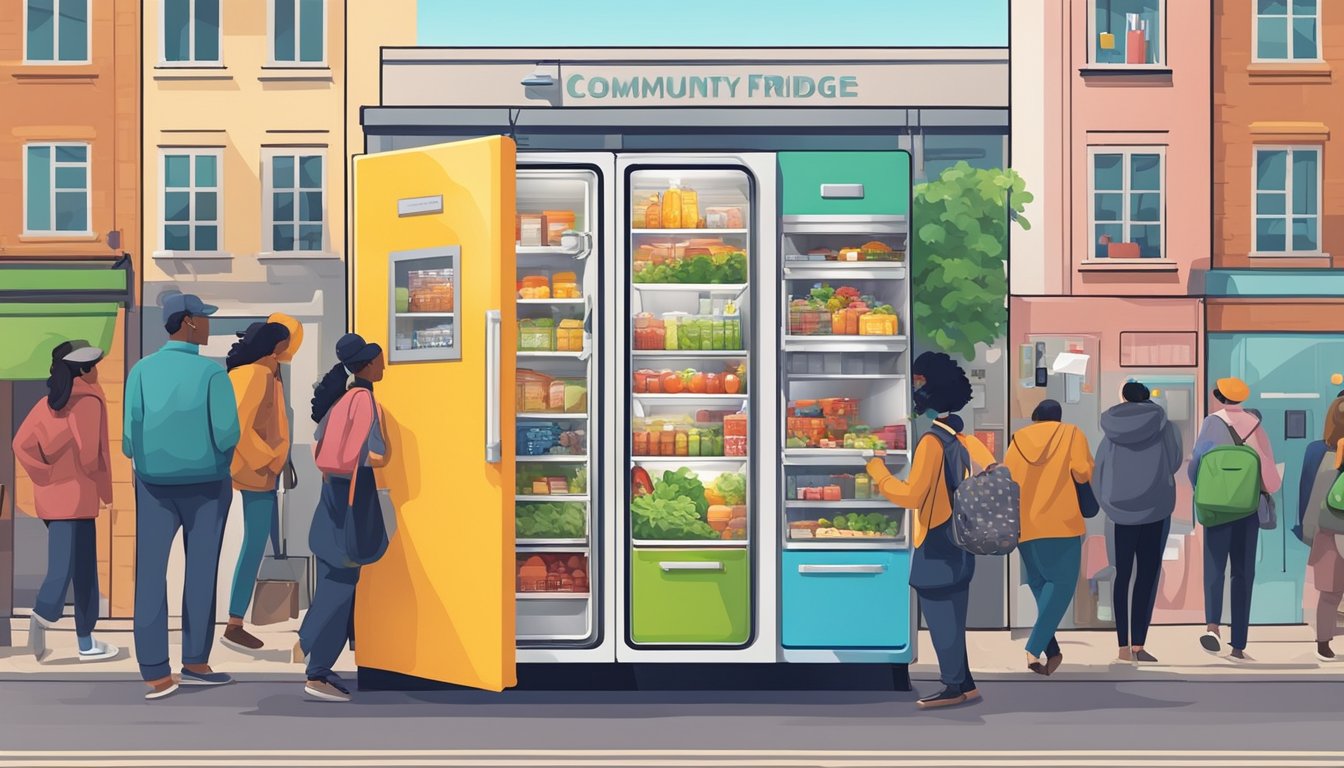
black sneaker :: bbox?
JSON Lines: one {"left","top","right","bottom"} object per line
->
{"left": 1317, "top": 643, "right": 1336, "bottom": 663}
{"left": 1134, "top": 650, "right": 1159, "bottom": 663}
{"left": 1199, "top": 632, "right": 1221, "bottom": 654}
{"left": 305, "top": 676, "right": 352, "bottom": 702}
{"left": 916, "top": 687, "right": 969, "bottom": 710}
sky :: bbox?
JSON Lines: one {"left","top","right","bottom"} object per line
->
{"left": 417, "top": 0, "right": 1008, "bottom": 48}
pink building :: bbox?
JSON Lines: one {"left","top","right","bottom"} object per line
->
{"left": 1008, "top": 0, "right": 1209, "bottom": 629}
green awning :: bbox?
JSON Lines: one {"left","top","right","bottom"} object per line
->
{"left": 1, "top": 267, "right": 128, "bottom": 293}
{"left": 0, "top": 302, "right": 119, "bottom": 380}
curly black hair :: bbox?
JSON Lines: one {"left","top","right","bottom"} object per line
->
{"left": 911, "top": 351, "right": 974, "bottom": 415}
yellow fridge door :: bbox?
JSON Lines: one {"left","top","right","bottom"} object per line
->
{"left": 351, "top": 136, "right": 518, "bottom": 691}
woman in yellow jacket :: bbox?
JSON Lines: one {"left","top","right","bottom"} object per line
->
{"left": 1003, "top": 399, "right": 1094, "bottom": 675}
{"left": 868, "top": 352, "right": 994, "bottom": 710}
{"left": 221, "top": 314, "right": 302, "bottom": 651}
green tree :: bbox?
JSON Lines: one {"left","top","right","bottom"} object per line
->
{"left": 912, "top": 162, "right": 1032, "bottom": 359}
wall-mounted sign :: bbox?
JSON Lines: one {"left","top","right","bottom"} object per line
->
{"left": 564, "top": 70, "right": 859, "bottom": 104}
{"left": 398, "top": 195, "right": 444, "bottom": 217}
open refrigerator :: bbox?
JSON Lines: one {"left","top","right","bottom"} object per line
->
{"left": 775, "top": 152, "right": 917, "bottom": 663}
{"left": 618, "top": 155, "right": 779, "bottom": 662}
{"left": 512, "top": 156, "right": 617, "bottom": 662}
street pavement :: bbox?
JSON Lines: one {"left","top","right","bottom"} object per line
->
{"left": 0, "top": 679, "right": 1341, "bottom": 766}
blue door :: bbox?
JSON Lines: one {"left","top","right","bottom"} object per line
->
{"left": 1207, "top": 333, "right": 1344, "bottom": 624}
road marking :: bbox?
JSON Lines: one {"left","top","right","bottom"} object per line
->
{"left": 1, "top": 751, "right": 1342, "bottom": 768}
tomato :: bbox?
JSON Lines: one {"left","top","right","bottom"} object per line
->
{"left": 705, "top": 373, "right": 724, "bottom": 394}
{"left": 724, "top": 374, "right": 741, "bottom": 394}
{"left": 632, "top": 467, "right": 654, "bottom": 497}
{"left": 662, "top": 371, "right": 684, "bottom": 394}
{"left": 689, "top": 373, "right": 707, "bottom": 394}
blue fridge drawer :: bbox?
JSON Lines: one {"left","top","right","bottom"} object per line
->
{"left": 781, "top": 550, "right": 911, "bottom": 649}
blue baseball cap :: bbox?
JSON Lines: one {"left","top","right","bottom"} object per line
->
{"left": 160, "top": 291, "right": 218, "bottom": 321}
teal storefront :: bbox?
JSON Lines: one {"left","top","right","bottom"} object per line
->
{"left": 1206, "top": 270, "right": 1344, "bottom": 625}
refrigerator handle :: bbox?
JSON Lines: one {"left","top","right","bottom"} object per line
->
{"left": 485, "top": 309, "right": 502, "bottom": 464}
{"left": 660, "top": 561, "right": 724, "bottom": 572}
{"left": 572, "top": 231, "right": 594, "bottom": 261}
{"left": 797, "top": 564, "right": 887, "bottom": 575}
{"left": 579, "top": 295, "right": 594, "bottom": 362}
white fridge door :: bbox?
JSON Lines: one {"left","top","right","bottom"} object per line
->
{"left": 615, "top": 152, "right": 779, "bottom": 664}
{"left": 515, "top": 152, "right": 619, "bottom": 665}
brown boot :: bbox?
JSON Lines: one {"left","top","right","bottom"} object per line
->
{"left": 221, "top": 624, "right": 264, "bottom": 652}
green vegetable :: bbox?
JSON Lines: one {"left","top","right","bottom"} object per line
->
{"left": 712, "top": 472, "right": 747, "bottom": 506}
{"left": 833, "top": 514, "right": 849, "bottom": 530}
{"left": 631, "top": 495, "right": 716, "bottom": 539}
{"left": 816, "top": 517, "right": 831, "bottom": 528}
{"left": 515, "top": 502, "right": 586, "bottom": 539}
{"left": 654, "top": 467, "right": 709, "bottom": 517}
{"left": 809, "top": 284, "right": 835, "bottom": 304}
{"left": 632, "top": 252, "right": 748, "bottom": 285}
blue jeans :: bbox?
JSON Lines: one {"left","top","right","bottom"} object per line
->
{"left": 300, "top": 559, "right": 359, "bottom": 681}
{"left": 33, "top": 519, "right": 99, "bottom": 637}
{"left": 1019, "top": 536, "right": 1083, "bottom": 658}
{"left": 1203, "top": 513, "right": 1258, "bottom": 651}
{"left": 917, "top": 583, "right": 976, "bottom": 692}
{"left": 133, "top": 476, "right": 231, "bottom": 682}
{"left": 227, "top": 490, "right": 280, "bottom": 619}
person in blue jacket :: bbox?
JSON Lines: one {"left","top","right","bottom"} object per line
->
{"left": 123, "top": 292, "right": 239, "bottom": 700}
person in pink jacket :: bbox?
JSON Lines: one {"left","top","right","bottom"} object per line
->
{"left": 12, "top": 340, "right": 119, "bottom": 663}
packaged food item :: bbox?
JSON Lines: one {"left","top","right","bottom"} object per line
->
{"left": 564, "top": 381, "right": 587, "bottom": 413}
{"left": 704, "top": 207, "right": 745, "bottom": 229}
{"left": 662, "top": 312, "right": 684, "bottom": 350}
{"left": 680, "top": 186, "right": 699, "bottom": 230}
{"left": 660, "top": 425, "right": 676, "bottom": 456}
{"left": 552, "top": 271, "right": 580, "bottom": 299}
{"left": 520, "top": 214, "right": 547, "bottom": 247}
{"left": 724, "top": 412, "right": 748, "bottom": 456}
{"left": 518, "top": 319, "right": 555, "bottom": 351}
{"left": 544, "top": 210, "right": 576, "bottom": 246}
{"left": 644, "top": 196, "right": 661, "bottom": 229}
{"left": 661, "top": 181, "right": 684, "bottom": 229}
{"left": 855, "top": 473, "right": 872, "bottom": 499}
{"left": 556, "top": 319, "right": 584, "bottom": 352}
{"left": 519, "top": 274, "right": 551, "bottom": 299}
{"left": 633, "top": 430, "right": 650, "bottom": 456}
{"left": 633, "top": 313, "right": 665, "bottom": 350}
{"left": 859, "top": 312, "right": 898, "bottom": 336}
{"left": 516, "top": 369, "right": 553, "bottom": 412}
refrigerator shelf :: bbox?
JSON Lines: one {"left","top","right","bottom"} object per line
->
{"left": 632, "top": 349, "right": 745, "bottom": 359}
{"left": 517, "top": 298, "right": 585, "bottom": 306}
{"left": 517, "top": 455, "right": 588, "bottom": 463}
{"left": 633, "top": 394, "right": 748, "bottom": 406}
{"left": 783, "top": 449, "right": 910, "bottom": 467}
{"left": 517, "top": 412, "right": 588, "bottom": 420}
{"left": 780, "top": 214, "right": 906, "bottom": 235}
{"left": 786, "top": 373, "right": 906, "bottom": 382}
{"left": 516, "top": 244, "right": 586, "bottom": 257}
{"left": 516, "top": 592, "right": 591, "bottom": 600}
{"left": 632, "top": 539, "right": 750, "bottom": 549}
{"left": 632, "top": 456, "right": 750, "bottom": 466}
{"left": 784, "top": 539, "right": 907, "bottom": 551}
{"left": 516, "top": 539, "right": 590, "bottom": 549}
{"left": 785, "top": 500, "right": 900, "bottom": 509}
{"left": 630, "top": 228, "right": 749, "bottom": 236}
{"left": 631, "top": 283, "right": 748, "bottom": 295}
{"left": 517, "top": 351, "right": 587, "bottom": 359}
{"left": 782, "top": 264, "right": 906, "bottom": 281}
{"left": 394, "top": 312, "right": 456, "bottom": 319}
{"left": 515, "top": 495, "right": 588, "bottom": 503}
{"left": 782, "top": 335, "right": 908, "bottom": 353}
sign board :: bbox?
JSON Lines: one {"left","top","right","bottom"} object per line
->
{"left": 398, "top": 195, "right": 445, "bottom": 217}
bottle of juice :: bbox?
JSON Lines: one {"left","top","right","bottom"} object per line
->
{"left": 662, "top": 312, "right": 681, "bottom": 350}
{"left": 645, "top": 195, "right": 661, "bottom": 229}
{"left": 854, "top": 473, "right": 871, "bottom": 500}
{"left": 681, "top": 186, "right": 699, "bottom": 229}
{"left": 675, "top": 430, "right": 689, "bottom": 456}
{"left": 660, "top": 425, "right": 676, "bottom": 456}
{"left": 688, "top": 428, "right": 701, "bottom": 457}
{"left": 662, "top": 181, "right": 684, "bottom": 229}
{"left": 633, "top": 430, "right": 650, "bottom": 456}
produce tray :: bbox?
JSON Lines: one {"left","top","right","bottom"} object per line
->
{"left": 517, "top": 539, "right": 589, "bottom": 548}
{"left": 517, "top": 455, "right": 589, "bottom": 463}
{"left": 784, "top": 500, "right": 899, "bottom": 508}
{"left": 782, "top": 449, "right": 909, "bottom": 467}
{"left": 784, "top": 539, "right": 907, "bottom": 550}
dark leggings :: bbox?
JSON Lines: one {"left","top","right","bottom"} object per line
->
{"left": 1113, "top": 517, "right": 1170, "bottom": 647}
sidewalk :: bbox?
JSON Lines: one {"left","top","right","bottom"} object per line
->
{"left": 3, "top": 617, "right": 1341, "bottom": 683}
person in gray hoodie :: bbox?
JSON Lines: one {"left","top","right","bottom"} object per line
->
{"left": 1094, "top": 381, "right": 1182, "bottom": 663}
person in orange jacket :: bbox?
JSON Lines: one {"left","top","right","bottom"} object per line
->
{"left": 1004, "top": 399, "right": 1094, "bottom": 675}
{"left": 868, "top": 352, "right": 994, "bottom": 710}
{"left": 221, "top": 313, "right": 303, "bottom": 652}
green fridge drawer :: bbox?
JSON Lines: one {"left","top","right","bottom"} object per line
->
{"left": 631, "top": 548, "right": 750, "bottom": 645}
{"left": 778, "top": 151, "right": 910, "bottom": 217}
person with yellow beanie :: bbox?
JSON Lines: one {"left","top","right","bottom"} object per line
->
{"left": 1188, "top": 376, "right": 1281, "bottom": 662}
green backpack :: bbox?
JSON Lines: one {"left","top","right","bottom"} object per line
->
{"left": 1194, "top": 418, "right": 1262, "bottom": 527}
{"left": 1325, "top": 471, "right": 1344, "bottom": 521}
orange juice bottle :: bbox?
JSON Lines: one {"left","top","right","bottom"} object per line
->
{"left": 661, "top": 181, "right": 684, "bottom": 229}
{"left": 681, "top": 186, "right": 699, "bottom": 229}
{"left": 645, "top": 195, "right": 661, "bottom": 229}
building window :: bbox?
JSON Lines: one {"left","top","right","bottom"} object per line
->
{"left": 917, "top": 133, "right": 1008, "bottom": 182}
{"left": 24, "top": 143, "right": 90, "bottom": 235}
{"left": 271, "top": 0, "right": 325, "bottom": 65}
{"left": 1255, "top": 0, "right": 1319, "bottom": 61}
{"left": 1090, "top": 148, "right": 1165, "bottom": 259}
{"left": 25, "top": 0, "right": 89, "bottom": 63}
{"left": 1090, "top": 0, "right": 1163, "bottom": 66}
{"left": 264, "top": 151, "right": 325, "bottom": 253}
{"left": 162, "top": 0, "right": 220, "bottom": 65}
{"left": 1254, "top": 147, "right": 1321, "bottom": 255}
{"left": 161, "top": 151, "right": 221, "bottom": 254}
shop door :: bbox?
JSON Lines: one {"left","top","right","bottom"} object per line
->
{"left": 1208, "top": 333, "right": 1337, "bottom": 625}
{"left": 351, "top": 137, "right": 518, "bottom": 691}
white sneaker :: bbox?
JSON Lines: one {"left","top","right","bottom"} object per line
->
{"left": 1199, "top": 631, "right": 1222, "bottom": 655}
{"left": 79, "top": 641, "right": 120, "bottom": 662}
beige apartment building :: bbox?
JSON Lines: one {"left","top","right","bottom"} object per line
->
{"left": 140, "top": 0, "right": 412, "bottom": 613}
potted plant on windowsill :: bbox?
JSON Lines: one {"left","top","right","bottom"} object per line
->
{"left": 1099, "top": 234, "right": 1141, "bottom": 258}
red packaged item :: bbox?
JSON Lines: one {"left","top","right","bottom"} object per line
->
{"left": 822, "top": 485, "right": 842, "bottom": 501}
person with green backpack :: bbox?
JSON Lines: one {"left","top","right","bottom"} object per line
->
{"left": 1294, "top": 393, "right": 1344, "bottom": 663}
{"left": 1189, "top": 377, "right": 1281, "bottom": 662}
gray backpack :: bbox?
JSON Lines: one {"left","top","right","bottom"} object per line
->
{"left": 933, "top": 428, "right": 1021, "bottom": 556}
